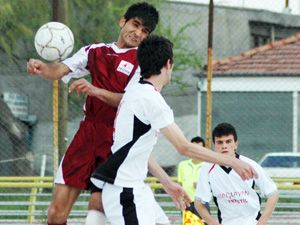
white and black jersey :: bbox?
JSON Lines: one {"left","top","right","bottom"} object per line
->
{"left": 195, "top": 154, "right": 277, "bottom": 225}
{"left": 91, "top": 80, "right": 174, "bottom": 188}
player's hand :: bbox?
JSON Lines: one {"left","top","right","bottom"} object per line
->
{"left": 232, "top": 158, "right": 258, "bottom": 180}
{"left": 162, "top": 181, "right": 191, "bottom": 210}
{"left": 69, "top": 78, "right": 98, "bottom": 96}
{"left": 27, "top": 58, "right": 47, "bottom": 75}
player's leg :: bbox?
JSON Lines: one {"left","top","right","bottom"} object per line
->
{"left": 85, "top": 128, "right": 114, "bottom": 225}
{"left": 84, "top": 185, "right": 106, "bottom": 225}
{"left": 47, "top": 184, "right": 81, "bottom": 225}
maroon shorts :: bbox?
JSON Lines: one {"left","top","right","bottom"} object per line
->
{"left": 55, "top": 120, "right": 113, "bottom": 190}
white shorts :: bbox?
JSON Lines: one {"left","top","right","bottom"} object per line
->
{"left": 102, "top": 183, "right": 169, "bottom": 225}
{"left": 224, "top": 218, "right": 258, "bottom": 225}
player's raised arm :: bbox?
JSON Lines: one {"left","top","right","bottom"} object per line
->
{"left": 68, "top": 78, "right": 123, "bottom": 108}
{"left": 27, "top": 58, "right": 70, "bottom": 80}
{"left": 160, "top": 122, "right": 257, "bottom": 180}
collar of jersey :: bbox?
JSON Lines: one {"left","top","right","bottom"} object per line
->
{"left": 220, "top": 153, "right": 240, "bottom": 174}
{"left": 110, "top": 42, "right": 138, "bottom": 53}
{"left": 139, "top": 79, "right": 154, "bottom": 86}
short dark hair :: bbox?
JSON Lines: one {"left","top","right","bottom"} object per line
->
{"left": 191, "top": 136, "right": 205, "bottom": 147}
{"left": 124, "top": 2, "right": 159, "bottom": 33}
{"left": 212, "top": 122, "right": 238, "bottom": 143}
{"left": 137, "top": 35, "right": 173, "bottom": 78}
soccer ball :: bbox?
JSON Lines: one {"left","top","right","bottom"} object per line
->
{"left": 34, "top": 22, "right": 74, "bottom": 61}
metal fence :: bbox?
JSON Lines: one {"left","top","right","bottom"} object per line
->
{"left": 0, "top": 177, "right": 299, "bottom": 225}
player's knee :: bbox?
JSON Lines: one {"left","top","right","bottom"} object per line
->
{"left": 88, "top": 192, "right": 104, "bottom": 212}
{"left": 47, "top": 204, "right": 68, "bottom": 223}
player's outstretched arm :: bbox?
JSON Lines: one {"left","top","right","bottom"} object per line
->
{"left": 194, "top": 200, "right": 220, "bottom": 225}
{"left": 160, "top": 122, "right": 257, "bottom": 180}
{"left": 257, "top": 191, "right": 279, "bottom": 225}
{"left": 68, "top": 78, "right": 123, "bottom": 108}
{"left": 148, "top": 155, "right": 191, "bottom": 210}
{"left": 27, "top": 58, "right": 70, "bottom": 80}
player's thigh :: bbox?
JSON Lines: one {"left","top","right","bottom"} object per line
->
{"left": 50, "top": 184, "right": 81, "bottom": 209}
{"left": 102, "top": 183, "right": 156, "bottom": 225}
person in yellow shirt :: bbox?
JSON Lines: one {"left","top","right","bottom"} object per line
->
{"left": 177, "top": 136, "right": 209, "bottom": 225}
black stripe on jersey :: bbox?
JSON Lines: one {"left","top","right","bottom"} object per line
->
{"left": 252, "top": 180, "right": 262, "bottom": 221}
{"left": 213, "top": 196, "right": 222, "bottom": 224}
{"left": 120, "top": 188, "right": 139, "bottom": 225}
{"left": 92, "top": 115, "right": 151, "bottom": 184}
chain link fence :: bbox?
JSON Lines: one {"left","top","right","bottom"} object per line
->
{"left": 1, "top": 0, "right": 300, "bottom": 224}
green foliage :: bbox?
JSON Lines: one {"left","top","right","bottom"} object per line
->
{"left": 0, "top": 0, "right": 202, "bottom": 75}
{"left": 0, "top": 0, "right": 50, "bottom": 59}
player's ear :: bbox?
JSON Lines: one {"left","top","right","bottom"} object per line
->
{"left": 119, "top": 17, "right": 126, "bottom": 28}
{"left": 235, "top": 140, "right": 239, "bottom": 151}
{"left": 166, "top": 59, "right": 173, "bottom": 70}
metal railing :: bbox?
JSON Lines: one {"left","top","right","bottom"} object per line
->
{"left": 0, "top": 177, "right": 300, "bottom": 225}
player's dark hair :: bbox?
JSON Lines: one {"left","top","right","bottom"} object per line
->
{"left": 124, "top": 2, "right": 159, "bottom": 33}
{"left": 137, "top": 35, "right": 173, "bottom": 78}
{"left": 191, "top": 136, "right": 205, "bottom": 147}
{"left": 212, "top": 122, "right": 238, "bottom": 143}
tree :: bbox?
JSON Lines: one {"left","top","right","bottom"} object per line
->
{"left": 0, "top": 0, "right": 50, "bottom": 61}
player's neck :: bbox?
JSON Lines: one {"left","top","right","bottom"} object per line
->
{"left": 115, "top": 40, "right": 134, "bottom": 49}
{"left": 144, "top": 77, "right": 164, "bottom": 92}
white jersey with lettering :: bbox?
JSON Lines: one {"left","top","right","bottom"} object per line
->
{"left": 195, "top": 154, "right": 277, "bottom": 225}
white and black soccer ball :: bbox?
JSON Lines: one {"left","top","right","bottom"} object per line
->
{"left": 34, "top": 22, "right": 74, "bottom": 61}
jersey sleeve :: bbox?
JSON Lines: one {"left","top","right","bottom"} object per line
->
{"left": 61, "top": 46, "right": 90, "bottom": 83}
{"left": 146, "top": 93, "right": 174, "bottom": 130}
{"left": 252, "top": 161, "right": 278, "bottom": 197}
{"left": 195, "top": 163, "right": 213, "bottom": 203}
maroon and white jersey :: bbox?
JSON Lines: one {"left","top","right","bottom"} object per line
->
{"left": 62, "top": 42, "right": 140, "bottom": 124}
{"left": 54, "top": 43, "right": 140, "bottom": 190}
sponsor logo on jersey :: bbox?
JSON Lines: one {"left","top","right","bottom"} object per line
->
{"left": 117, "top": 60, "right": 134, "bottom": 76}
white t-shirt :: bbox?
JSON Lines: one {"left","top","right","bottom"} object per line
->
{"left": 91, "top": 80, "right": 174, "bottom": 188}
{"left": 195, "top": 154, "right": 277, "bottom": 225}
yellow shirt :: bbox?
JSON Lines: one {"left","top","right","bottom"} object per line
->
{"left": 177, "top": 159, "right": 204, "bottom": 201}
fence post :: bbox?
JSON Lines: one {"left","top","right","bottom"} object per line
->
{"left": 28, "top": 183, "right": 38, "bottom": 224}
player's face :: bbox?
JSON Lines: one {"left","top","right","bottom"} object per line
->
{"left": 213, "top": 134, "right": 238, "bottom": 157}
{"left": 118, "top": 17, "right": 150, "bottom": 48}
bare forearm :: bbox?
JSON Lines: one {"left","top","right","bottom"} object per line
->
{"left": 161, "top": 123, "right": 257, "bottom": 180}
{"left": 68, "top": 78, "right": 123, "bottom": 108}
{"left": 160, "top": 123, "right": 234, "bottom": 166}
{"left": 195, "top": 201, "right": 219, "bottom": 225}
{"left": 40, "top": 62, "right": 70, "bottom": 80}
{"left": 258, "top": 192, "right": 279, "bottom": 225}
{"left": 93, "top": 88, "right": 123, "bottom": 108}
{"left": 148, "top": 154, "right": 171, "bottom": 186}
{"left": 27, "top": 58, "right": 70, "bottom": 80}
